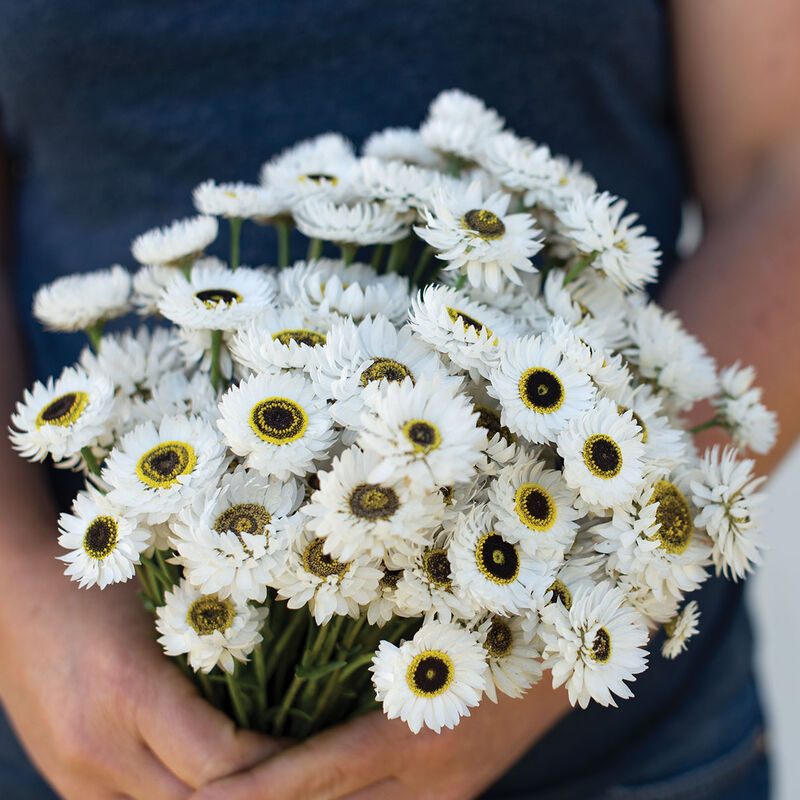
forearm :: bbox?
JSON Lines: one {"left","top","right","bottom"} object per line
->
{"left": 660, "top": 151, "right": 800, "bottom": 473}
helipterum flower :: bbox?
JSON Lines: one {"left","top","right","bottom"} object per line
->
{"left": 414, "top": 179, "right": 542, "bottom": 291}
{"left": 33, "top": 265, "right": 132, "bottom": 333}
{"left": 362, "top": 126, "right": 446, "bottom": 169}
{"left": 714, "top": 363, "right": 778, "bottom": 455}
{"left": 157, "top": 258, "right": 275, "bottom": 332}
{"left": 131, "top": 215, "right": 218, "bottom": 266}
{"left": 488, "top": 333, "right": 596, "bottom": 445}
{"left": 216, "top": 371, "right": 336, "bottom": 481}
{"left": 691, "top": 445, "right": 766, "bottom": 580}
{"left": 155, "top": 579, "right": 267, "bottom": 674}
{"left": 661, "top": 600, "right": 700, "bottom": 659}
{"left": 302, "top": 445, "right": 444, "bottom": 567}
{"left": 57, "top": 487, "right": 151, "bottom": 589}
{"left": 10, "top": 366, "right": 115, "bottom": 463}
{"left": 193, "top": 179, "right": 283, "bottom": 219}
{"left": 131, "top": 264, "right": 174, "bottom": 315}
{"left": 540, "top": 580, "right": 649, "bottom": 708}
{"left": 354, "top": 156, "right": 445, "bottom": 214}
{"left": 102, "top": 415, "right": 228, "bottom": 525}
{"left": 557, "top": 398, "right": 646, "bottom": 511}
{"left": 358, "top": 374, "right": 487, "bottom": 488}
{"left": 370, "top": 619, "right": 488, "bottom": 734}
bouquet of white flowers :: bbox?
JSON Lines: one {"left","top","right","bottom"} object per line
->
{"left": 10, "top": 90, "right": 777, "bottom": 738}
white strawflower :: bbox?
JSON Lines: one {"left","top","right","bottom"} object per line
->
{"left": 130, "top": 370, "right": 217, "bottom": 427}
{"left": 540, "top": 581, "right": 649, "bottom": 708}
{"left": 312, "top": 314, "right": 447, "bottom": 430}
{"left": 691, "top": 446, "right": 766, "bottom": 580}
{"left": 192, "top": 180, "right": 283, "bottom": 219}
{"left": 156, "top": 580, "right": 266, "bottom": 674}
{"left": 355, "top": 156, "right": 446, "bottom": 214}
{"left": 558, "top": 398, "right": 646, "bottom": 511}
{"left": 131, "top": 264, "right": 174, "bottom": 315}
{"left": 661, "top": 601, "right": 700, "bottom": 659}
{"left": 216, "top": 371, "right": 336, "bottom": 481}
{"left": 292, "top": 198, "right": 409, "bottom": 246}
{"left": 169, "top": 466, "right": 302, "bottom": 605}
{"left": 260, "top": 132, "right": 358, "bottom": 210}
{"left": 158, "top": 259, "right": 275, "bottom": 331}
{"left": 556, "top": 192, "right": 660, "bottom": 291}
{"left": 450, "top": 505, "right": 551, "bottom": 616}
{"left": 714, "top": 363, "right": 778, "bottom": 455}
{"left": 370, "top": 620, "right": 488, "bottom": 734}
{"left": 474, "top": 614, "right": 543, "bottom": 702}
{"left": 362, "top": 126, "right": 446, "bottom": 169}
{"left": 625, "top": 301, "right": 717, "bottom": 411}
{"left": 366, "top": 563, "right": 405, "bottom": 627}
{"left": 273, "top": 525, "right": 383, "bottom": 625}
{"left": 33, "top": 265, "right": 131, "bottom": 332}
{"left": 280, "top": 259, "right": 411, "bottom": 324}
{"left": 489, "top": 334, "right": 596, "bottom": 445}
{"left": 10, "top": 366, "right": 115, "bottom": 463}
{"left": 131, "top": 215, "right": 218, "bottom": 266}
{"left": 303, "top": 445, "right": 444, "bottom": 567}
{"left": 57, "top": 487, "right": 151, "bottom": 589}
{"left": 102, "top": 415, "right": 228, "bottom": 525}
{"left": 488, "top": 453, "right": 581, "bottom": 562}
{"left": 358, "top": 375, "right": 487, "bottom": 487}
{"left": 415, "top": 180, "right": 542, "bottom": 291}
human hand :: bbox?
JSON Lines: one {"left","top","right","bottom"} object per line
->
{"left": 193, "top": 682, "right": 570, "bottom": 800}
{"left": 0, "top": 539, "right": 283, "bottom": 800}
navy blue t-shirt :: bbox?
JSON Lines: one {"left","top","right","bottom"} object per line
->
{"left": 0, "top": 2, "right": 754, "bottom": 796}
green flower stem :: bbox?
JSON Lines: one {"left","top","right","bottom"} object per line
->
{"left": 225, "top": 669, "right": 250, "bottom": 728}
{"left": 209, "top": 329, "right": 223, "bottom": 392}
{"left": 385, "top": 237, "right": 411, "bottom": 274}
{"left": 135, "top": 563, "right": 159, "bottom": 607}
{"left": 411, "top": 246, "right": 434, "bottom": 287}
{"left": 563, "top": 250, "right": 598, "bottom": 285}
{"left": 371, "top": 243, "right": 385, "bottom": 271}
{"left": 276, "top": 220, "right": 291, "bottom": 268}
{"left": 253, "top": 643, "right": 268, "bottom": 727}
{"left": 337, "top": 651, "right": 375, "bottom": 683}
{"left": 229, "top": 217, "right": 243, "bottom": 271}
{"left": 272, "top": 672, "right": 305, "bottom": 737}
{"left": 84, "top": 321, "right": 104, "bottom": 353}
{"left": 690, "top": 416, "right": 724, "bottom": 434}
{"left": 297, "top": 615, "right": 346, "bottom": 710}
{"left": 455, "top": 272, "right": 467, "bottom": 291}
{"left": 263, "top": 608, "right": 308, "bottom": 683}
{"left": 340, "top": 244, "right": 357, "bottom": 266}
{"left": 307, "top": 238, "right": 323, "bottom": 261}
{"left": 80, "top": 446, "right": 102, "bottom": 476}
{"left": 154, "top": 548, "right": 178, "bottom": 586}
{"left": 197, "top": 670, "right": 217, "bottom": 705}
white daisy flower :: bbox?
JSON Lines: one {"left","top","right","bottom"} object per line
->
{"left": 557, "top": 398, "right": 646, "bottom": 511}
{"left": 130, "top": 370, "right": 218, "bottom": 427}
{"left": 489, "top": 453, "right": 581, "bottom": 562}
{"left": 216, "top": 371, "right": 336, "bottom": 481}
{"left": 366, "top": 563, "right": 405, "bottom": 627}
{"left": 414, "top": 180, "right": 542, "bottom": 291}
{"left": 260, "top": 132, "right": 359, "bottom": 210}
{"left": 169, "top": 466, "right": 302, "bottom": 605}
{"left": 229, "top": 305, "right": 334, "bottom": 376}
{"left": 175, "top": 327, "right": 235, "bottom": 380}
{"left": 10, "top": 366, "right": 115, "bottom": 463}
{"left": 540, "top": 580, "right": 649, "bottom": 708}
{"left": 420, "top": 89, "right": 505, "bottom": 162}
{"left": 358, "top": 375, "right": 486, "bottom": 487}
{"left": 408, "top": 284, "right": 516, "bottom": 380}
{"left": 158, "top": 259, "right": 275, "bottom": 331}
{"left": 131, "top": 215, "right": 218, "bottom": 266}
{"left": 535, "top": 554, "right": 604, "bottom": 620}
{"left": 102, "top": 415, "right": 228, "bottom": 525}
{"left": 474, "top": 614, "right": 543, "bottom": 702}
{"left": 155, "top": 579, "right": 266, "bottom": 674}
{"left": 312, "top": 314, "right": 447, "bottom": 430}
{"left": 488, "top": 334, "right": 596, "bottom": 445}
{"left": 625, "top": 300, "right": 717, "bottom": 411}
{"left": 450, "top": 505, "right": 550, "bottom": 615}
{"left": 556, "top": 192, "right": 661, "bottom": 291}
{"left": 370, "top": 619, "right": 488, "bottom": 733}
{"left": 273, "top": 525, "right": 383, "bottom": 625}
{"left": 131, "top": 264, "right": 175, "bottom": 315}
{"left": 79, "top": 327, "right": 182, "bottom": 397}
{"left": 192, "top": 180, "right": 283, "bottom": 219}
{"left": 57, "top": 487, "right": 151, "bottom": 589}
{"left": 33, "top": 265, "right": 131, "bottom": 332}
{"left": 355, "top": 157, "right": 445, "bottom": 214}
{"left": 394, "top": 533, "right": 474, "bottom": 623}
{"left": 691, "top": 446, "right": 767, "bottom": 580}
{"left": 292, "top": 198, "right": 409, "bottom": 246}
{"left": 279, "top": 259, "right": 411, "bottom": 323}
{"left": 714, "top": 363, "right": 778, "bottom": 455}
{"left": 362, "top": 126, "right": 446, "bottom": 170}
{"left": 661, "top": 601, "right": 700, "bottom": 659}
{"left": 303, "top": 445, "right": 444, "bottom": 567}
